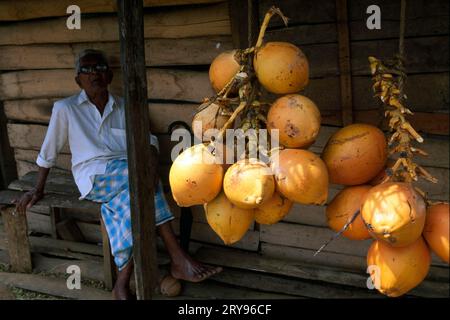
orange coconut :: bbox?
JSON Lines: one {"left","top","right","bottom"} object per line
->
{"left": 367, "top": 237, "right": 431, "bottom": 297}
{"left": 223, "top": 159, "right": 275, "bottom": 209}
{"left": 254, "top": 191, "right": 293, "bottom": 225}
{"left": 321, "top": 123, "right": 387, "bottom": 185}
{"left": 192, "top": 102, "right": 230, "bottom": 142}
{"left": 205, "top": 192, "right": 255, "bottom": 245}
{"left": 209, "top": 50, "right": 240, "bottom": 93}
{"left": 326, "top": 185, "right": 372, "bottom": 240}
{"left": 254, "top": 42, "right": 309, "bottom": 94}
{"left": 267, "top": 94, "right": 321, "bottom": 148}
{"left": 169, "top": 144, "right": 223, "bottom": 207}
{"left": 361, "top": 182, "right": 426, "bottom": 247}
{"left": 270, "top": 149, "right": 328, "bottom": 205}
{"left": 423, "top": 203, "right": 449, "bottom": 264}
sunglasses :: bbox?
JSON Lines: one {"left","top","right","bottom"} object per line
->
{"left": 78, "top": 63, "right": 109, "bottom": 74}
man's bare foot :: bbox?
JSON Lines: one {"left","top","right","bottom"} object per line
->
{"left": 112, "top": 282, "right": 135, "bottom": 300}
{"left": 170, "top": 254, "right": 222, "bottom": 283}
{"left": 112, "top": 259, "right": 135, "bottom": 300}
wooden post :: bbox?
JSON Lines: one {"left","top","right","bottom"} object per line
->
{"left": 1, "top": 206, "right": 32, "bottom": 273}
{"left": 117, "top": 0, "right": 158, "bottom": 299}
{"left": 336, "top": 0, "right": 353, "bottom": 126}
{"left": 229, "top": 0, "right": 259, "bottom": 49}
{"left": 101, "top": 218, "right": 116, "bottom": 290}
{"left": 0, "top": 102, "right": 17, "bottom": 189}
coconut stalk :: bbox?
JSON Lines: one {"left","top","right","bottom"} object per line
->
{"left": 368, "top": 0, "right": 437, "bottom": 197}
{"left": 205, "top": 6, "right": 288, "bottom": 152}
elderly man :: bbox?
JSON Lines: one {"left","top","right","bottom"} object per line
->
{"left": 14, "top": 49, "right": 222, "bottom": 299}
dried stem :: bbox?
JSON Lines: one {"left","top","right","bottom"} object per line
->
{"left": 255, "top": 6, "right": 288, "bottom": 49}
{"left": 314, "top": 210, "right": 361, "bottom": 256}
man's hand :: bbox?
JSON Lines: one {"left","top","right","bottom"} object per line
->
{"left": 12, "top": 189, "right": 44, "bottom": 215}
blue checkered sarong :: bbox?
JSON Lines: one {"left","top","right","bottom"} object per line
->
{"left": 85, "top": 158, "right": 174, "bottom": 270}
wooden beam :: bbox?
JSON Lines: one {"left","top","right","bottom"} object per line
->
{"left": 0, "top": 3, "right": 230, "bottom": 45}
{"left": 228, "top": 0, "right": 259, "bottom": 49}
{"left": 101, "top": 219, "right": 116, "bottom": 290}
{"left": 0, "top": 0, "right": 224, "bottom": 21}
{"left": 0, "top": 103, "right": 17, "bottom": 189}
{"left": 336, "top": 0, "right": 353, "bottom": 126}
{"left": 1, "top": 206, "right": 32, "bottom": 273}
{"left": 117, "top": 0, "right": 159, "bottom": 300}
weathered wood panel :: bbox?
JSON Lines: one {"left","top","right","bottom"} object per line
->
{"left": 259, "top": 0, "right": 336, "bottom": 26}
{"left": 171, "top": 219, "right": 260, "bottom": 251}
{"left": 349, "top": 17, "right": 449, "bottom": 41}
{"left": 349, "top": 0, "right": 449, "bottom": 23}
{"left": 0, "top": 0, "right": 225, "bottom": 21}
{"left": 352, "top": 73, "right": 449, "bottom": 112}
{"left": 195, "top": 245, "right": 449, "bottom": 297}
{"left": 280, "top": 36, "right": 450, "bottom": 76}
{"left": 261, "top": 243, "right": 449, "bottom": 281}
{"left": 15, "top": 160, "right": 69, "bottom": 179}
{"left": 0, "top": 2, "right": 230, "bottom": 45}
{"left": 351, "top": 36, "right": 449, "bottom": 75}
{"left": 15, "top": 149, "right": 71, "bottom": 170}
{"left": 0, "top": 36, "right": 232, "bottom": 70}
{"left": 0, "top": 69, "right": 214, "bottom": 102}
{"left": 355, "top": 110, "right": 450, "bottom": 136}
{"left": 265, "top": 24, "right": 337, "bottom": 45}
{"left": 260, "top": 222, "right": 448, "bottom": 267}
{"left": 3, "top": 72, "right": 445, "bottom": 115}
{"left": 8, "top": 123, "right": 449, "bottom": 170}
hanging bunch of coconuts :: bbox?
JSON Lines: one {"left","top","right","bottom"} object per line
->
{"left": 318, "top": 53, "right": 449, "bottom": 297}
{"left": 169, "top": 7, "right": 328, "bottom": 245}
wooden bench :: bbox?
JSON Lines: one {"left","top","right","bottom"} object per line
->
{"left": 0, "top": 170, "right": 193, "bottom": 290}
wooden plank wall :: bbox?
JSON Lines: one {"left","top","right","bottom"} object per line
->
{"left": 0, "top": 0, "right": 448, "bottom": 276}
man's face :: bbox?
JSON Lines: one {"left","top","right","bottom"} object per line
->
{"left": 75, "top": 54, "right": 113, "bottom": 93}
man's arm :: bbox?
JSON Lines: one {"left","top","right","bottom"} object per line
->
{"left": 14, "top": 102, "right": 68, "bottom": 214}
{"left": 13, "top": 166, "right": 50, "bottom": 215}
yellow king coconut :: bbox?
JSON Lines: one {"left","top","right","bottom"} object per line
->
{"left": 169, "top": 144, "right": 223, "bottom": 207}
{"left": 270, "top": 149, "right": 328, "bottom": 205}
{"left": 209, "top": 50, "right": 240, "bottom": 93}
{"left": 255, "top": 191, "right": 293, "bottom": 225}
{"left": 205, "top": 192, "right": 255, "bottom": 245}
{"left": 267, "top": 94, "right": 321, "bottom": 148}
{"left": 321, "top": 123, "right": 387, "bottom": 185}
{"left": 423, "top": 203, "right": 449, "bottom": 264}
{"left": 326, "top": 185, "right": 372, "bottom": 240}
{"left": 192, "top": 101, "right": 231, "bottom": 142}
{"left": 361, "top": 182, "right": 426, "bottom": 247}
{"left": 367, "top": 237, "right": 431, "bottom": 297}
{"left": 254, "top": 42, "right": 309, "bottom": 94}
{"left": 223, "top": 159, "right": 275, "bottom": 209}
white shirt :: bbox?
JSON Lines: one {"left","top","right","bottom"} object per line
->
{"left": 37, "top": 90, "right": 159, "bottom": 199}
